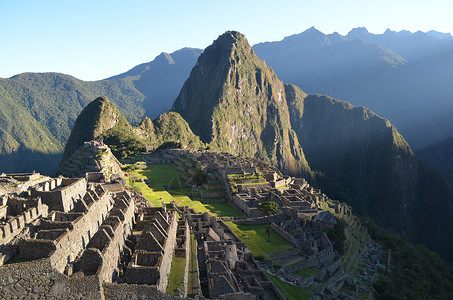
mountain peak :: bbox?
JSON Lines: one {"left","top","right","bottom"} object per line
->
{"left": 173, "top": 31, "right": 311, "bottom": 177}
{"left": 347, "top": 27, "right": 370, "bottom": 39}
{"left": 154, "top": 52, "right": 175, "bottom": 65}
{"left": 213, "top": 31, "right": 248, "bottom": 49}
{"left": 302, "top": 26, "right": 324, "bottom": 36}
{"left": 60, "top": 96, "right": 125, "bottom": 163}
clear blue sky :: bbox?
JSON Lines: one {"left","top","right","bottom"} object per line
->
{"left": 1, "top": 0, "right": 451, "bottom": 81}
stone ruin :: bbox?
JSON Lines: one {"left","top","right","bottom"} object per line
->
{"left": 176, "top": 206, "right": 285, "bottom": 300}
{"left": 232, "top": 176, "right": 320, "bottom": 218}
{"left": 1, "top": 169, "right": 264, "bottom": 299}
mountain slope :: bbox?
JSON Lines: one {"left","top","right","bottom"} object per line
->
{"left": 172, "top": 31, "right": 311, "bottom": 176}
{"left": 0, "top": 48, "right": 201, "bottom": 175}
{"left": 60, "top": 96, "right": 144, "bottom": 164}
{"left": 59, "top": 97, "right": 204, "bottom": 172}
{"left": 286, "top": 85, "right": 417, "bottom": 231}
{"left": 108, "top": 47, "right": 202, "bottom": 118}
{"left": 172, "top": 31, "right": 453, "bottom": 260}
{"left": 417, "top": 135, "right": 453, "bottom": 187}
{"left": 285, "top": 84, "right": 453, "bottom": 259}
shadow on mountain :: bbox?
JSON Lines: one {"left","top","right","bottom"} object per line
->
{"left": 0, "top": 147, "right": 62, "bottom": 176}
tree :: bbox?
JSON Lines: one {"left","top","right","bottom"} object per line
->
{"left": 258, "top": 201, "right": 280, "bottom": 241}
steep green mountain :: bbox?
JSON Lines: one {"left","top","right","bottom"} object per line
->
{"left": 172, "top": 31, "right": 311, "bottom": 177}
{"left": 135, "top": 112, "right": 204, "bottom": 149}
{"left": 60, "top": 96, "right": 145, "bottom": 165}
{"left": 0, "top": 48, "right": 200, "bottom": 175}
{"left": 59, "top": 97, "right": 204, "bottom": 172}
{"left": 152, "top": 112, "right": 204, "bottom": 149}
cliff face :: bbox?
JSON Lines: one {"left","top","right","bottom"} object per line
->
{"left": 286, "top": 84, "right": 418, "bottom": 234}
{"left": 173, "top": 31, "right": 311, "bottom": 177}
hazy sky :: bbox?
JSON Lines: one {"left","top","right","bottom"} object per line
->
{"left": 1, "top": 0, "right": 452, "bottom": 81}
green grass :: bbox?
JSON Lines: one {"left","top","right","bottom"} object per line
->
{"left": 127, "top": 164, "right": 188, "bottom": 207}
{"left": 187, "top": 233, "right": 200, "bottom": 297}
{"left": 140, "top": 164, "right": 187, "bottom": 186}
{"left": 167, "top": 187, "right": 200, "bottom": 197}
{"left": 292, "top": 267, "right": 320, "bottom": 278}
{"left": 202, "top": 202, "right": 243, "bottom": 217}
{"left": 166, "top": 256, "right": 186, "bottom": 295}
{"left": 224, "top": 221, "right": 294, "bottom": 258}
{"left": 171, "top": 194, "right": 210, "bottom": 213}
{"left": 266, "top": 272, "right": 312, "bottom": 300}
{"left": 127, "top": 163, "right": 243, "bottom": 217}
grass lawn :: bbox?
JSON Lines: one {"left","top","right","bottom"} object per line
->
{"left": 266, "top": 272, "right": 312, "bottom": 300}
{"left": 187, "top": 233, "right": 200, "bottom": 297}
{"left": 127, "top": 163, "right": 243, "bottom": 217}
{"left": 202, "top": 202, "right": 243, "bottom": 217}
{"left": 224, "top": 221, "right": 294, "bottom": 258}
{"left": 171, "top": 194, "right": 210, "bottom": 213}
{"left": 140, "top": 164, "right": 187, "bottom": 186}
{"left": 127, "top": 164, "right": 188, "bottom": 207}
{"left": 292, "top": 267, "right": 320, "bottom": 278}
{"left": 166, "top": 256, "right": 186, "bottom": 296}
{"left": 167, "top": 187, "right": 200, "bottom": 197}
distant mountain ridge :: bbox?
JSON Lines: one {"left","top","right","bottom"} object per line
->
{"left": 253, "top": 27, "right": 453, "bottom": 150}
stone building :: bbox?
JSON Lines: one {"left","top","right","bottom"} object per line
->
{"left": 176, "top": 207, "right": 285, "bottom": 300}
{"left": 31, "top": 177, "right": 86, "bottom": 212}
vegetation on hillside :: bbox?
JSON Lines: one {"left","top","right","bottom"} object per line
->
{"left": 172, "top": 31, "right": 312, "bottom": 178}
{"left": 364, "top": 219, "right": 453, "bottom": 299}
{"left": 0, "top": 48, "right": 200, "bottom": 174}
{"left": 60, "top": 96, "right": 205, "bottom": 166}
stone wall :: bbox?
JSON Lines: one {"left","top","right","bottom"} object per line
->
{"left": 87, "top": 193, "right": 135, "bottom": 283}
{"left": 32, "top": 178, "right": 87, "bottom": 212}
{"left": 103, "top": 283, "right": 183, "bottom": 300}
{"left": 232, "top": 194, "right": 261, "bottom": 217}
{"left": 50, "top": 189, "right": 114, "bottom": 272}
{"left": 157, "top": 210, "right": 179, "bottom": 292}
{"left": 271, "top": 223, "right": 298, "bottom": 247}
{"left": 0, "top": 198, "right": 48, "bottom": 245}
{"left": 268, "top": 249, "right": 299, "bottom": 261}
{"left": 201, "top": 190, "right": 225, "bottom": 198}
{"left": 19, "top": 187, "right": 115, "bottom": 273}
{"left": 182, "top": 220, "right": 190, "bottom": 297}
{"left": 0, "top": 258, "right": 101, "bottom": 299}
